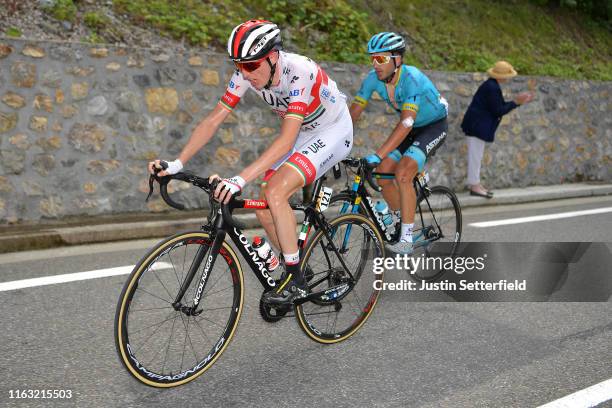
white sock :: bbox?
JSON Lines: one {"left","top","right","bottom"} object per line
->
{"left": 400, "top": 223, "right": 414, "bottom": 243}
{"left": 283, "top": 251, "right": 300, "bottom": 266}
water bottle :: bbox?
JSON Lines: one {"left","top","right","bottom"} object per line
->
{"left": 252, "top": 236, "right": 280, "bottom": 271}
{"left": 374, "top": 201, "right": 393, "bottom": 226}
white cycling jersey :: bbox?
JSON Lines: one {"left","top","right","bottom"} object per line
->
{"left": 220, "top": 51, "right": 346, "bottom": 133}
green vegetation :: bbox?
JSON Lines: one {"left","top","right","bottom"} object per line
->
{"left": 529, "top": 0, "right": 611, "bottom": 26}
{"left": 42, "top": 0, "right": 611, "bottom": 80}
{"left": 6, "top": 27, "right": 22, "bottom": 38}
{"left": 83, "top": 32, "right": 103, "bottom": 44}
{"left": 359, "top": 0, "right": 612, "bottom": 80}
{"left": 255, "top": 0, "right": 372, "bottom": 63}
{"left": 46, "top": 0, "right": 78, "bottom": 22}
{"left": 84, "top": 12, "right": 110, "bottom": 31}
{"left": 113, "top": 0, "right": 248, "bottom": 48}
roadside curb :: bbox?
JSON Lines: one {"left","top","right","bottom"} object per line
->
{"left": 456, "top": 183, "right": 612, "bottom": 208}
{"left": 1, "top": 183, "right": 610, "bottom": 253}
{"left": 0, "top": 214, "right": 265, "bottom": 254}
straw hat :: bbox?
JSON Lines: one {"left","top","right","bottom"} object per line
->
{"left": 487, "top": 61, "right": 517, "bottom": 79}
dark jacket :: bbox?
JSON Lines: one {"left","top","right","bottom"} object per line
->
{"left": 461, "top": 78, "right": 518, "bottom": 142}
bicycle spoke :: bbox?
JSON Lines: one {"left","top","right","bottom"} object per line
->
{"left": 201, "top": 266, "right": 227, "bottom": 298}
{"left": 135, "top": 287, "right": 173, "bottom": 304}
{"left": 331, "top": 305, "right": 339, "bottom": 333}
{"left": 167, "top": 250, "right": 183, "bottom": 292}
{"left": 199, "top": 305, "right": 233, "bottom": 313}
{"left": 193, "top": 316, "right": 214, "bottom": 348}
{"left": 150, "top": 269, "right": 175, "bottom": 302}
{"left": 344, "top": 293, "right": 365, "bottom": 321}
{"left": 181, "top": 244, "right": 188, "bottom": 285}
{"left": 129, "top": 306, "right": 175, "bottom": 313}
{"left": 298, "top": 309, "right": 342, "bottom": 317}
{"left": 203, "top": 285, "right": 234, "bottom": 298}
{"left": 130, "top": 311, "right": 177, "bottom": 339}
{"left": 195, "top": 314, "right": 227, "bottom": 330}
{"left": 160, "top": 313, "right": 179, "bottom": 374}
{"left": 180, "top": 315, "right": 189, "bottom": 374}
{"left": 178, "top": 314, "right": 199, "bottom": 371}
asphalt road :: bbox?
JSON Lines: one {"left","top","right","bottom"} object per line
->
{"left": 0, "top": 196, "right": 611, "bottom": 408}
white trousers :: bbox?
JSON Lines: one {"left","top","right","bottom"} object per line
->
{"left": 466, "top": 136, "right": 486, "bottom": 186}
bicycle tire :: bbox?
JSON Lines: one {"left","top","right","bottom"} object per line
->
{"left": 411, "top": 185, "right": 462, "bottom": 282}
{"left": 115, "top": 231, "right": 244, "bottom": 387}
{"left": 295, "top": 213, "right": 385, "bottom": 344}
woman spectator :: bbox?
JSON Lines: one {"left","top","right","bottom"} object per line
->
{"left": 461, "top": 61, "right": 534, "bottom": 198}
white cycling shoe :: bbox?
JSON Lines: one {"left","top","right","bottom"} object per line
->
{"left": 385, "top": 240, "right": 414, "bottom": 255}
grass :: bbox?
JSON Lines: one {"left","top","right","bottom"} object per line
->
{"left": 41, "top": 0, "right": 612, "bottom": 80}
{"left": 6, "top": 27, "right": 22, "bottom": 37}
{"left": 84, "top": 12, "right": 110, "bottom": 31}
{"left": 359, "top": 0, "right": 612, "bottom": 80}
{"left": 46, "top": 0, "right": 78, "bottom": 22}
{"left": 113, "top": 0, "right": 249, "bottom": 48}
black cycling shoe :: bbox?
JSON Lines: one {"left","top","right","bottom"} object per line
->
{"left": 263, "top": 278, "right": 308, "bottom": 306}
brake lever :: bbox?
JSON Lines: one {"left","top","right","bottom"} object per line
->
{"left": 145, "top": 161, "right": 169, "bottom": 202}
{"left": 146, "top": 174, "right": 155, "bottom": 202}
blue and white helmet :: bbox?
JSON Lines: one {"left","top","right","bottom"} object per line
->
{"left": 367, "top": 32, "right": 405, "bottom": 54}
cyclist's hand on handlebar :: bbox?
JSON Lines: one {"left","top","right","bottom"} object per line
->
{"left": 364, "top": 153, "right": 382, "bottom": 168}
{"left": 148, "top": 159, "right": 183, "bottom": 177}
{"left": 210, "top": 175, "right": 245, "bottom": 204}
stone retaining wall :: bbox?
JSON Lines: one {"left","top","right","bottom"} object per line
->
{"left": 0, "top": 38, "right": 610, "bottom": 223}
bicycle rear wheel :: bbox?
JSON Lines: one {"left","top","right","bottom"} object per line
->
{"left": 115, "top": 231, "right": 243, "bottom": 387}
{"left": 296, "top": 214, "right": 385, "bottom": 344}
{"left": 411, "top": 185, "right": 462, "bottom": 281}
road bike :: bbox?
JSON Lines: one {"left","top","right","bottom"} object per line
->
{"left": 327, "top": 157, "right": 462, "bottom": 281}
{"left": 114, "top": 169, "right": 385, "bottom": 387}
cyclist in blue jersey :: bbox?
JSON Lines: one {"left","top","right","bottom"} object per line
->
{"left": 350, "top": 32, "right": 449, "bottom": 254}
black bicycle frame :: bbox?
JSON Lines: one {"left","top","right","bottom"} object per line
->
{"left": 172, "top": 175, "right": 356, "bottom": 311}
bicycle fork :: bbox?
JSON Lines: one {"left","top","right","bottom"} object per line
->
{"left": 172, "top": 229, "right": 226, "bottom": 316}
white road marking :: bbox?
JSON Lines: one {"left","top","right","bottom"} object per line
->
{"left": 537, "top": 378, "right": 612, "bottom": 408}
{"left": 0, "top": 262, "right": 173, "bottom": 292}
{"left": 469, "top": 207, "right": 612, "bottom": 228}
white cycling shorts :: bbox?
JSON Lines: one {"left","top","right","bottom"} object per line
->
{"left": 262, "top": 105, "right": 353, "bottom": 186}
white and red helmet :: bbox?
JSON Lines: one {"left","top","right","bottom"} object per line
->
{"left": 227, "top": 20, "right": 282, "bottom": 62}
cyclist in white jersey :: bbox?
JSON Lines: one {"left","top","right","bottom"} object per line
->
{"left": 149, "top": 20, "right": 353, "bottom": 305}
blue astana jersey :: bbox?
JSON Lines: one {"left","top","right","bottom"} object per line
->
{"left": 354, "top": 65, "right": 448, "bottom": 128}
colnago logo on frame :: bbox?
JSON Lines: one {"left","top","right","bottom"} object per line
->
{"left": 194, "top": 254, "right": 213, "bottom": 304}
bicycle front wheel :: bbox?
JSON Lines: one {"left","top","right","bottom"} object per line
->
{"left": 296, "top": 214, "right": 385, "bottom": 344}
{"left": 412, "top": 185, "right": 462, "bottom": 281}
{"left": 114, "top": 231, "right": 244, "bottom": 387}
